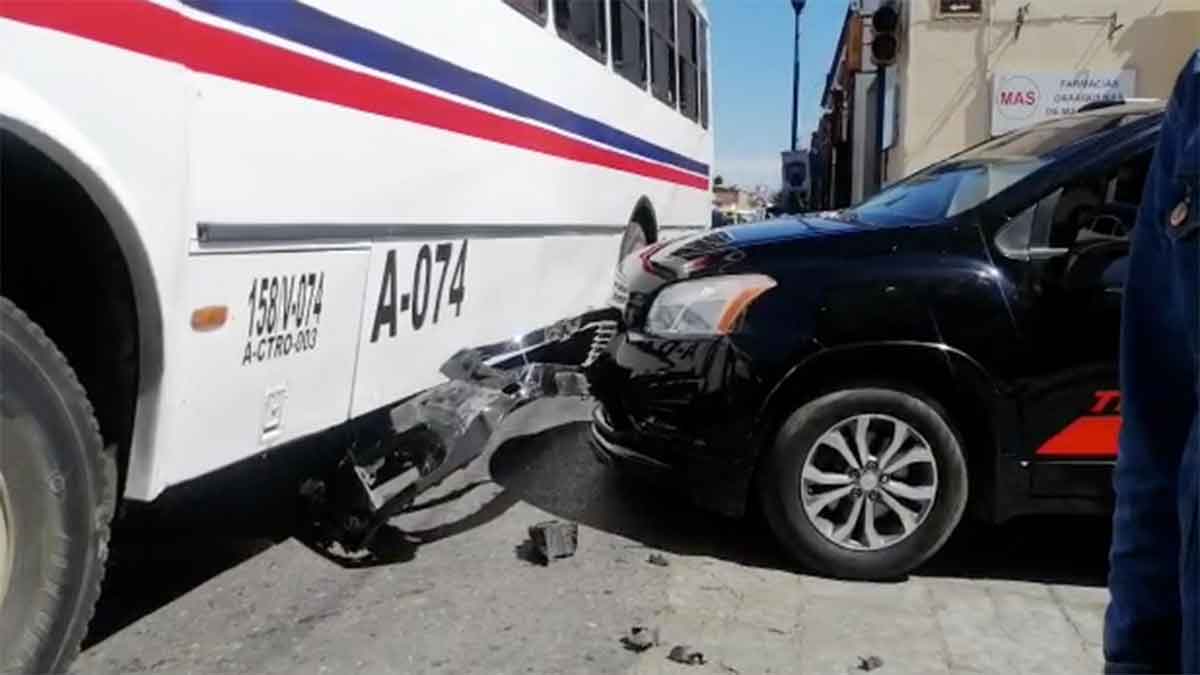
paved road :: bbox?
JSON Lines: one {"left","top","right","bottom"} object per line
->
{"left": 78, "top": 399, "right": 1112, "bottom": 675}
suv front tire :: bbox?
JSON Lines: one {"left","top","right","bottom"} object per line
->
{"left": 759, "top": 387, "right": 968, "bottom": 580}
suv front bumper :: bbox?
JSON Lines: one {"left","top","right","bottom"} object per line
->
{"left": 585, "top": 331, "right": 770, "bottom": 517}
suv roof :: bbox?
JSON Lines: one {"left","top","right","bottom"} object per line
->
{"left": 964, "top": 105, "right": 1163, "bottom": 165}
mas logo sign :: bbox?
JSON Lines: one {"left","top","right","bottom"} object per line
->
{"left": 992, "top": 70, "right": 1136, "bottom": 135}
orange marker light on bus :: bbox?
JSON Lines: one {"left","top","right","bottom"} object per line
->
{"left": 190, "top": 305, "right": 228, "bottom": 332}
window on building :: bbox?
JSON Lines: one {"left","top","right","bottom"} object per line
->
{"left": 554, "top": 0, "right": 607, "bottom": 63}
{"left": 648, "top": 0, "right": 676, "bottom": 107}
{"left": 699, "top": 17, "right": 709, "bottom": 128}
{"left": 611, "top": 0, "right": 647, "bottom": 88}
{"left": 677, "top": 2, "right": 699, "bottom": 121}
{"left": 504, "top": 0, "right": 547, "bottom": 25}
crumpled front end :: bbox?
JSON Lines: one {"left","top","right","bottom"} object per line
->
{"left": 586, "top": 328, "right": 768, "bottom": 517}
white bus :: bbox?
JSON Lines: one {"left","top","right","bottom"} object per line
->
{"left": 0, "top": 0, "right": 712, "bottom": 669}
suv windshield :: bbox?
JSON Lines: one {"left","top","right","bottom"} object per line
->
{"left": 848, "top": 112, "right": 1155, "bottom": 225}
{"left": 849, "top": 157, "right": 1047, "bottom": 224}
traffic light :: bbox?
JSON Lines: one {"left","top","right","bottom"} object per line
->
{"left": 871, "top": 1, "right": 901, "bottom": 66}
{"left": 779, "top": 150, "right": 809, "bottom": 213}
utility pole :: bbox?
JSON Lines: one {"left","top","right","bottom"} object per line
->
{"left": 875, "top": 65, "right": 886, "bottom": 189}
{"left": 789, "top": 0, "right": 806, "bottom": 151}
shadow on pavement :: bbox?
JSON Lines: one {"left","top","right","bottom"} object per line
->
{"left": 85, "top": 435, "right": 341, "bottom": 647}
{"left": 87, "top": 412, "right": 1112, "bottom": 650}
{"left": 489, "top": 420, "right": 1114, "bottom": 587}
{"left": 298, "top": 481, "right": 525, "bottom": 570}
{"left": 88, "top": 531, "right": 278, "bottom": 648}
{"left": 922, "top": 514, "right": 1111, "bottom": 587}
{"left": 488, "top": 421, "right": 791, "bottom": 571}
{"left": 88, "top": 420, "right": 530, "bottom": 644}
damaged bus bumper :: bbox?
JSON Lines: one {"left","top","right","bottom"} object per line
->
{"left": 320, "top": 308, "right": 617, "bottom": 548}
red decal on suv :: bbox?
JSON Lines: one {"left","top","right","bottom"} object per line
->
{"left": 1036, "top": 391, "right": 1121, "bottom": 458}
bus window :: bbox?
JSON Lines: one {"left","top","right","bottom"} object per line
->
{"left": 504, "top": 0, "right": 548, "bottom": 25}
{"left": 699, "top": 17, "right": 709, "bottom": 128}
{"left": 649, "top": 0, "right": 677, "bottom": 107}
{"left": 554, "top": 0, "right": 608, "bottom": 63}
{"left": 677, "top": 1, "right": 699, "bottom": 121}
{"left": 611, "top": 0, "right": 647, "bottom": 88}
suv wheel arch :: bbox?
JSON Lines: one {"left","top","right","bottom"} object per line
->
{"left": 752, "top": 342, "right": 1013, "bottom": 522}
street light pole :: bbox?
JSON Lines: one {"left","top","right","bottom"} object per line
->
{"left": 789, "top": 0, "right": 805, "bottom": 151}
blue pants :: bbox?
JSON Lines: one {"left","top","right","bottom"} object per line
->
{"left": 1106, "top": 51, "right": 1200, "bottom": 674}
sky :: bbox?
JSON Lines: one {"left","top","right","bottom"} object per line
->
{"left": 710, "top": 0, "right": 850, "bottom": 189}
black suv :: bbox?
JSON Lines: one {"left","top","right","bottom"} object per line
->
{"left": 588, "top": 103, "right": 1162, "bottom": 580}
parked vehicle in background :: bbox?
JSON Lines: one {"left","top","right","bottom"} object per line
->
{"left": 589, "top": 103, "right": 1160, "bottom": 580}
{"left": 0, "top": 0, "right": 712, "bottom": 670}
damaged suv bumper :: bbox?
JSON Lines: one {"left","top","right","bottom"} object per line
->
{"left": 589, "top": 405, "right": 673, "bottom": 473}
{"left": 585, "top": 331, "right": 767, "bottom": 517}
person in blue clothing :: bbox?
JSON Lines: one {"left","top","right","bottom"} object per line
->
{"left": 1106, "top": 50, "right": 1200, "bottom": 674}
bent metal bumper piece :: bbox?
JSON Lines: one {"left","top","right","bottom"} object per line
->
{"left": 332, "top": 309, "right": 617, "bottom": 548}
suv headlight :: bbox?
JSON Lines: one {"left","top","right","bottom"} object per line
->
{"left": 644, "top": 274, "right": 777, "bottom": 336}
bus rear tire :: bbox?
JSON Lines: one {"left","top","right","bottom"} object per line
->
{"left": 0, "top": 297, "right": 116, "bottom": 673}
{"left": 617, "top": 221, "right": 649, "bottom": 263}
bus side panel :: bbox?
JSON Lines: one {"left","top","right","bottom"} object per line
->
{"left": 350, "top": 234, "right": 619, "bottom": 417}
{"left": 153, "top": 248, "right": 369, "bottom": 489}
{"left": 154, "top": 0, "right": 713, "bottom": 490}
{"left": 309, "top": 0, "right": 714, "bottom": 219}
{"left": 188, "top": 75, "right": 692, "bottom": 228}
{"left": 185, "top": 1, "right": 711, "bottom": 230}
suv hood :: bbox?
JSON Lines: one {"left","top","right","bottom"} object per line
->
{"left": 610, "top": 213, "right": 917, "bottom": 315}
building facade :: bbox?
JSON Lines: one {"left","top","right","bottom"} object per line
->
{"left": 811, "top": 0, "right": 1199, "bottom": 210}
{"left": 713, "top": 185, "right": 767, "bottom": 223}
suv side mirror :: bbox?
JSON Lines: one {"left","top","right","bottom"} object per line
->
{"left": 994, "top": 206, "right": 1034, "bottom": 260}
{"left": 996, "top": 206, "right": 1069, "bottom": 261}
{"left": 995, "top": 189, "right": 1075, "bottom": 262}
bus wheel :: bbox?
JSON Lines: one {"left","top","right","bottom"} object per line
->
{"left": 0, "top": 297, "right": 116, "bottom": 673}
{"left": 617, "top": 221, "right": 649, "bottom": 263}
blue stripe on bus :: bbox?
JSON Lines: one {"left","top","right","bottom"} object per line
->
{"left": 181, "top": 0, "right": 710, "bottom": 177}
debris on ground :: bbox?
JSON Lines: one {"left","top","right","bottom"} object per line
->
{"left": 620, "top": 626, "right": 660, "bottom": 652}
{"left": 527, "top": 520, "right": 579, "bottom": 562}
{"left": 856, "top": 655, "right": 885, "bottom": 671}
{"left": 647, "top": 553, "right": 670, "bottom": 567}
{"left": 719, "top": 662, "right": 740, "bottom": 674}
{"left": 667, "top": 645, "right": 706, "bottom": 666}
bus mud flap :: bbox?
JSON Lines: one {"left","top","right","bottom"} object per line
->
{"left": 318, "top": 309, "right": 616, "bottom": 551}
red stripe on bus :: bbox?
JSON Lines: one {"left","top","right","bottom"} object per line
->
{"left": 1035, "top": 416, "right": 1121, "bottom": 458}
{"left": 2, "top": 1, "right": 709, "bottom": 191}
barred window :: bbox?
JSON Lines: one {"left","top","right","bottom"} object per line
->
{"left": 555, "top": 0, "right": 608, "bottom": 63}
{"left": 504, "top": 0, "right": 547, "bottom": 25}
{"left": 649, "top": 0, "right": 677, "bottom": 106}
{"left": 611, "top": 0, "right": 647, "bottom": 88}
{"left": 677, "top": 1, "right": 699, "bottom": 121}
{"left": 699, "top": 16, "right": 709, "bottom": 128}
